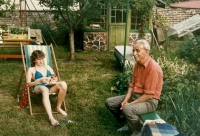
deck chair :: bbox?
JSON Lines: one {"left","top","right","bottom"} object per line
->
{"left": 16, "top": 43, "right": 67, "bottom": 115}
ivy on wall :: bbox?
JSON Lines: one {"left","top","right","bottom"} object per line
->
{"left": 130, "top": 0, "right": 156, "bottom": 38}
{"left": 111, "top": 0, "right": 156, "bottom": 37}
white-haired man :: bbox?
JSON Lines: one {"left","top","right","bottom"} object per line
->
{"left": 105, "top": 39, "right": 163, "bottom": 136}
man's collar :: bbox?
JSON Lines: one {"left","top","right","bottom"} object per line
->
{"left": 143, "top": 56, "right": 151, "bottom": 68}
{"left": 137, "top": 56, "right": 151, "bottom": 68}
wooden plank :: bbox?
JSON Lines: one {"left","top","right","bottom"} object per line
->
{"left": 0, "top": 40, "right": 34, "bottom": 59}
{"left": 0, "top": 41, "right": 20, "bottom": 45}
{"left": 178, "top": 26, "right": 200, "bottom": 37}
{"left": 0, "top": 39, "right": 34, "bottom": 44}
{"left": 0, "top": 46, "right": 21, "bottom": 48}
{"left": 140, "top": 111, "right": 161, "bottom": 123}
{"left": 0, "top": 54, "right": 24, "bottom": 58}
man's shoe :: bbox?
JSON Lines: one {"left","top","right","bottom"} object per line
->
{"left": 130, "top": 130, "right": 141, "bottom": 136}
{"left": 117, "top": 124, "right": 129, "bottom": 132}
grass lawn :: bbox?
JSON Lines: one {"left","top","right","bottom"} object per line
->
{"left": 0, "top": 46, "right": 132, "bottom": 136}
{"left": 0, "top": 43, "right": 184, "bottom": 136}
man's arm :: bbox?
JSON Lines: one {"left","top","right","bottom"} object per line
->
{"left": 130, "top": 94, "right": 153, "bottom": 104}
{"left": 120, "top": 87, "right": 133, "bottom": 110}
{"left": 120, "top": 90, "right": 153, "bottom": 109}
{"left": 124, "top": 87, "right": 133, "bottom": 102}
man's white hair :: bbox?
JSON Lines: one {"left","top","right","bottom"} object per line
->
{"left": 135, "top": 39, "right": 150, "bottom": 51}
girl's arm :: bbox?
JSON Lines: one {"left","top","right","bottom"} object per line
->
{"left": 46, "top": 65, "right": 58, "bottom": 82}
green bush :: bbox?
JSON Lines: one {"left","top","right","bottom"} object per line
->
{"left": 110, "top": 61, "right": 134, "bottom": 94}
{"left": 157, "top": 56, "right": 200, "bottom": 135}
{"left": 156, "top": 57, "right": 194, "bottom": 107}
{"left": 177, "top": 36, "right": 200, "bottom": 64}
{"left": 193, "top": 29, "right": 200, "bottom": 37}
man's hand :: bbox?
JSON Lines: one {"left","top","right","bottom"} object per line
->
{"left": 120, "top": 87, "right": 133, "bottom": 110}
{"left": 120, "top": 101, "right": 129, "bottom": 110}
{"left": 120, "top": 101, "right": 138, "bottom": 110}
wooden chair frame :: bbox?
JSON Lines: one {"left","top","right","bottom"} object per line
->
{"left": 16, "top": 43, "right": 66, "bottom": 115}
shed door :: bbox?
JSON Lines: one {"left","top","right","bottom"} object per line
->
{"left": 109, "top": 8, "right": 127, "bottom": 50}
{"left": 109, "top": 24, "right": 126, "bottom": 50}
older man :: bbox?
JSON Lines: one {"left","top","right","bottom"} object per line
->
{"left": 105, "top": 39, "right": 163, "bottom": 136}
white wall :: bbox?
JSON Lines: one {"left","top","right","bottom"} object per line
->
{"left": 13, "top": 0, "right": 49, "bottom": 10}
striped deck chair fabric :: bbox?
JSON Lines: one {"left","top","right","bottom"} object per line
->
{"left": 23, "top": 45, "right": 53, "bottom": 68}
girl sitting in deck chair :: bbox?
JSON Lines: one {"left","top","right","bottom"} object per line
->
{"left": 26, "top": 50, "right": 67, "bottom": 127}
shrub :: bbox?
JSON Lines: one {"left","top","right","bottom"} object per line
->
{"left": 193, "top": 29, "right": 200, "bottom": 37}
{"left": 110, "top": 60, "right": 134, "bottom": 94}
{"left": 156, "top": 57, "right": 195, "bottom": 108}
{"left": 157, "top": 56, "right": 200, "bottom": 135}
{"left": 177, "top": 36, "right": 200, "bottom": 64}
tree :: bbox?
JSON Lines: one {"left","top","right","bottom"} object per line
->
{"left": 0, "top": 0, "right": 17, "bottom": 17}
{"left": 38, "top": 0, "right": 156, "bottom": 60}
{"left": 38, "top": 0, "right": 109, "bottom": 60}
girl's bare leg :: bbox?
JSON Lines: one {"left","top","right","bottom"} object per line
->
{"left": 50, "top": 81, "right": 67, "bottom": 116}
{"left": 34, "top": 86, "right": 59, "bottom": 126}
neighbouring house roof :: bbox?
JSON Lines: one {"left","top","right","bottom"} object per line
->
{"left": 170, "top": 0, "right": 200, "bottom": 9}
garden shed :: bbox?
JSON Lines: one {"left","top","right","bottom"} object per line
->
{"left": 82, "top": 2, "right": 158, "bottom": 51}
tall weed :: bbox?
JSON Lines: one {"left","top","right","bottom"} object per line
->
{"left": 168, "top": 86, "right": 200, "bottom": 136}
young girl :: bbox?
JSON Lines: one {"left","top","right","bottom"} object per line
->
{"left": 26, "top": 50, "right": 67, "bottom": 126}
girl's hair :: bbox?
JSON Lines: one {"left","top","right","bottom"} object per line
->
{"left": 30, "top": 50, "right": 45, "bottom": 66}
{"left": 135, "top": 39, "right": 151, "bottom": 51}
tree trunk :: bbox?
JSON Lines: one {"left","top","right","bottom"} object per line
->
{"left": 69, "top": 28, "right": 75, "bottom": 60}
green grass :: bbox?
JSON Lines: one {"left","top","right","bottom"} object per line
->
{"left": 0, "top": 42, "right": 187, "bottom": 136}
{"left": 0, "top": 46, "right": 131, "bottom": 136}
